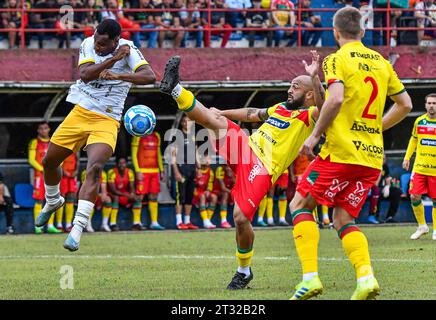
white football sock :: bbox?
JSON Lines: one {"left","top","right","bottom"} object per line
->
{"left": 176, "top": 214, "right": 182, "bottom": 225}
{"left": 303, "top": 272, "right": 318, "bottom": 281}
{"left": 171, "top": 83, "right": 182, "bottom": 99}
{"left": 184, "top": 215, "right": 191, "bottom": 225}
{"left": 237, "top": 266, "right": 251, "bottom": 278}
{"left": 45, "top": 183, "right": 61, "bottom": 205}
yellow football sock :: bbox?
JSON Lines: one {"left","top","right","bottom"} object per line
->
{"left": 89, "top": 208, "right": 94, "bottom": 220}
{"left": 220, "top": 209, "right": 227, "bottom": 221}
{"left": 149, "top": 200, "right": 158, "bottom": 224}
{"left": 102, "top": 205, "right": 112, "bottom": 219}
{"left": 293, "top": 220, "right": 320, "bottom": 274}
{"left": 207, "top": 207, "right": 215, "bottom": 220}
{"left": 33, "top": 202, "right": 42, "bottom": 223}
{"left": 412, "top": 200, "right": 426, "bottom": 226}
{"left": 110, "top": 206, "right": 119, "bottom": 225}
{"left": 48, "top": 213, "right": 55, "bottom": 226}
{"left": 65, "top": 202, "right": 74, "bottom": 226}
{"left": 340, "top": 226, "right": 373, "bottom": 280}
{"left": 133, "top": 204, "right": 142, "bottom": 225}
{"left": 258, "top": 197, "right": 267, "bottom": 219}
{"left": 175, "top": 87, "right": 196, "bottom": 111}
{"left": 266, "top": 197, "right": 273, "bottom": 220}
{"left": 278, "top": 198, "right": 287, "bottom": 219}
{"left": 433, "top": 201, "right": 436, "bottom": 229}
{"left": 55, "top": 206, "right": 64, "bottom": 226}
{"left": 236, "top": 247, "right": 253, "bottom": 268}
{"left": 200, "top": 209, "right": 208, "bottom": 221}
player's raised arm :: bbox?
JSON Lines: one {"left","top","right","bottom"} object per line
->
{"left": 211, "top": 107, "right": 270, "bottom": 123}
{"left": 303, "top": 50, "right": 325, "bottom": 115}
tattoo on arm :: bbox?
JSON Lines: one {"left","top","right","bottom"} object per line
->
{"left": 246, "top": 108, "right": 257, "bottom": 121}
{"left": 258, "top": 108, "right": 269, "bottom": 121}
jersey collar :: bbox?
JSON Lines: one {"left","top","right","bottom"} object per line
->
{"left": 340, "top": 40, "right": 363, "bottom": 51}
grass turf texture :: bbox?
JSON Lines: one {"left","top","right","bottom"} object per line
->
{"left": 0, "top": 225, "right": 434, "bottom": 300}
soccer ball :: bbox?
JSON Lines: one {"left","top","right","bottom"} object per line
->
{"left": 123, "top": 105, "right": 156, "bottom": 137}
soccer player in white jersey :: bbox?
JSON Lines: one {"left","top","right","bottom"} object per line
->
{"left": 35, "top": 19, "right": 156, "bottom": 251}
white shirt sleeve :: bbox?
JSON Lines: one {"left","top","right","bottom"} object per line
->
{"left": 126, "top": 42, "right": 149, "bottom": 72}
{"left": 78, "top": 37, "right": 96, "bottom": 66}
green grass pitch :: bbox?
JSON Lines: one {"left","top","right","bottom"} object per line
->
{"left": 0, "top": 225, "right": 434, "bottom": 300}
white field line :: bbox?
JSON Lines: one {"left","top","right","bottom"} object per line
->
{"left": 0, "top": 254, "right": 432, "bottom": 264}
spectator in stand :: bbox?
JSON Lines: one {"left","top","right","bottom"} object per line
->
{"left": 29, "top": 0, "right": 63, "bottom": 48}
{"left": 155, "top": 0, "right": 185, "bottom": 48}
{"left": 372, "top": 0, "right": 403, "bottom": 46}
{"left": 1, "top": 0, "right": 25, "bottom": 48}
{"left": 225, "top": 0, "right": 252, "bottom": 27}
{"left": 128, "top": 0, "right": 159, "bottom": 48}
{"left": 367, "top": 156, "right": 402, "bottom": 224}
{"left": 179, "top": 0, "right": 203, "bottom": 47}
{"left": 210, "top": 164, "right": 234, "bottom": 228}
{"left": 0, "top": 172, "right": 15, "bottom": 234}
{"left": 82, "top": 0, "right": 103, "bottom": 37}
{"left": 300, "top": 0, "right": 322, "bottom": 46}
{"left": 201, "top": 0, "right": 232, "bottom": 47}
{"left": 245, "top": 0, "right": 272, "bottom": 47}
{"left": 270, "top": 0, "right": 297, "bottom": 46}
{"left": 102, "top": 0, "right": 142, "bottom": 47}
{"left": 415, "top": 0, "right": 436, "bottom": 42}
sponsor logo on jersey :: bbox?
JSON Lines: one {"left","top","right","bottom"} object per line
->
{"left": 420, "top": 138, "right": 436, "bottom": 147}
{"left": 350, "top": 52, "right": 380, "bottom": 60}
{"left": 350, "top": 121, "right": 380, "bottom": 134}
{"left": 265, "top": 117, "right": 290, "bottom": 129}
{"left": 352, "top": 140, "right": 383, "bottom": 154}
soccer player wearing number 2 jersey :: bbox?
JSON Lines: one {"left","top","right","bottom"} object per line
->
{"left": 35, "top": 19, "right": 156, "bottom": 252}
{"left": 160, "top": 51, "right": 324, "bottom": 290}
{"left": 292, "top": 7, "right": 412, "bottom": 300}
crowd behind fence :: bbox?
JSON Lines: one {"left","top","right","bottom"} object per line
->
{"left": 0, "top": 0, "right": 435, "bottom": 49}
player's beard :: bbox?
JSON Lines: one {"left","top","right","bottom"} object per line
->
{"left": 286, "top": 95, "right": 305, "bottom": 110}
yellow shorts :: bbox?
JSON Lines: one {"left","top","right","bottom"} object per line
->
{"left": 51, "top": 105, "right": 120, "bottom": 153}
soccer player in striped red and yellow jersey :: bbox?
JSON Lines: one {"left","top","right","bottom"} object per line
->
{"left": 403, "top": 93, "right": 436, "bottom": 241}
{"left": 108, "top": 157, "right": 143, "bottom": 231}
{"left": 293, "top": 7, "right": 412, "bottom": 300}
{"left": 131, "top": 132, "right": 165, "bottom": 230}
{"left": 192, "top": 156, "right": 216, "bottom": 229}
{"left": 28, "top": 122, "right": 62, "bottom": 235}
{"left": 159, "top": 50, "right": 324, "bottom": 290}
{"left": 81, "top": 169, "right": 112, "bottom": 232}
{"left": 210, "top": 164, "right": 235, "bottom": 228}
{"left": 57, "top": 153, "right": 79, "bottom": 233}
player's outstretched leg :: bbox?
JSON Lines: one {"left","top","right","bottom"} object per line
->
{"left": 289, "top": 192, "right": 323, "bottom": 300}
{"left": 226, "top": 203, "right": 254, "bottom": 290}
{"left": 333, "top": 207, "right": 380, "bottom": 300}
{"left": 36, "top": 143, "right": 70, "bottom": 227}
{"left": 159, "top": 55, "right": 228, "bottom": 136}
{"left": 64, "top": 143, "right": 112, "bottom": 252}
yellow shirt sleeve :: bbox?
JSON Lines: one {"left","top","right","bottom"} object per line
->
{"left": 156, "top": 132, "right": 164, "bottom": 173}
{"left": 322, "top": 53, "right": 345, "bottom": 87}
{"left": 404, "top": 118, "right": 418, "bottom": 161}
{"left": 386, "top": 60, "right": 406, "bottom": 97}
{"left": 128, "top": 169, "right": 135, "bottom": 182}
{"left": 215, "top": 166, "right": 224, "bottom": 180}
{"left": 108, "top": 169, "right": 116, "bottom": 183}
{"left": 28, "top": 139, "right": 43, "bottom": 172}
{"left": 101, "top": 171, "right": 108, "bottom": 184}
{"left": 131, "top": 136, "right": 140, "bottom": 172}
{"left": 81, "top": 170, "right": 86, "bottom": 183}
{"left": 208, "top": 169, "right": 214, "bottom": 192}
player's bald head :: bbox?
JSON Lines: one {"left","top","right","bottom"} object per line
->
{"left": 286, "top": 75, "right": 315, "bottom": 109}
{"left": 294, "top": 75, "right": 314, "bottom": 91}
